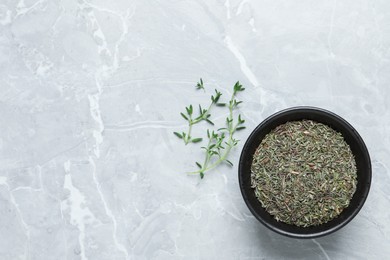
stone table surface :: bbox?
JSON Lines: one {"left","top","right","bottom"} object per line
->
{"left": 1, "top": 0, "right": 390, "bottom": 259}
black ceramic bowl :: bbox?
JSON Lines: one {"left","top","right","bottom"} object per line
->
{"left": 239, "top": 107, "right": 371, "bottom": 238}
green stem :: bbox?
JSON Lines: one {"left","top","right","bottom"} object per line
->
{"left": 201, "top": 123, "right": 239, "bottom": 173}
{"left": 201, "top": 144, "right": 233, "bottom": 173}
{"left": 228, "top": 91, "right": 236, "bottom": 134}
{"left": 193, "top": 101, "right": 214, "bottom": 123}
{"left": 201, "top": 137, "right": 213, "bottom": 170}
{"left": 184, "top": 122, "right": 193, "bottom": 145}
{"left": 184, "top": 101, "right": 215, "bottom": 145}
{"left": 189, "top": 93, "right": 239, "bottom": 175}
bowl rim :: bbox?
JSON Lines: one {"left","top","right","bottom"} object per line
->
{"left": 238, "top": 106, "right": 372, "bottom": 238}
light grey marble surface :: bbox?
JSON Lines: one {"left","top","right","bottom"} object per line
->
{"left": 0, "top": 0, "right": 389, "bottom": 259}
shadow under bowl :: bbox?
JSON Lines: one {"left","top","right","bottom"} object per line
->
{"left": 238, "top": 106, "right": 371, "bottom": 238}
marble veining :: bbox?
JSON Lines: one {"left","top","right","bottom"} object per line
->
{"left": 1, "top": 0, "right": 390, "bottom": 259}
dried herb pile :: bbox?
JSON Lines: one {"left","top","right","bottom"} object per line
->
{"left": 251, "top": 120, "right": 357, "bottom": 227}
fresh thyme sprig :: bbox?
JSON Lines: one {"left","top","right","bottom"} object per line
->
{"left": 174, "top": 78, "right": 224, "bottom": 145}
{"left": 189, "top": 82, "right": 246, "bottom": 178}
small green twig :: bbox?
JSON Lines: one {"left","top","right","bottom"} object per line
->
{"left": 189, "top": 82, "right": 245, "bottom": 178}
{"left": 174, "top": 78, "right": 224, "bottom": 145}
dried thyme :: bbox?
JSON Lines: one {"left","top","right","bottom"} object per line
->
{"left": 251, "top": 120, "right": 357, "bottom": 227}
